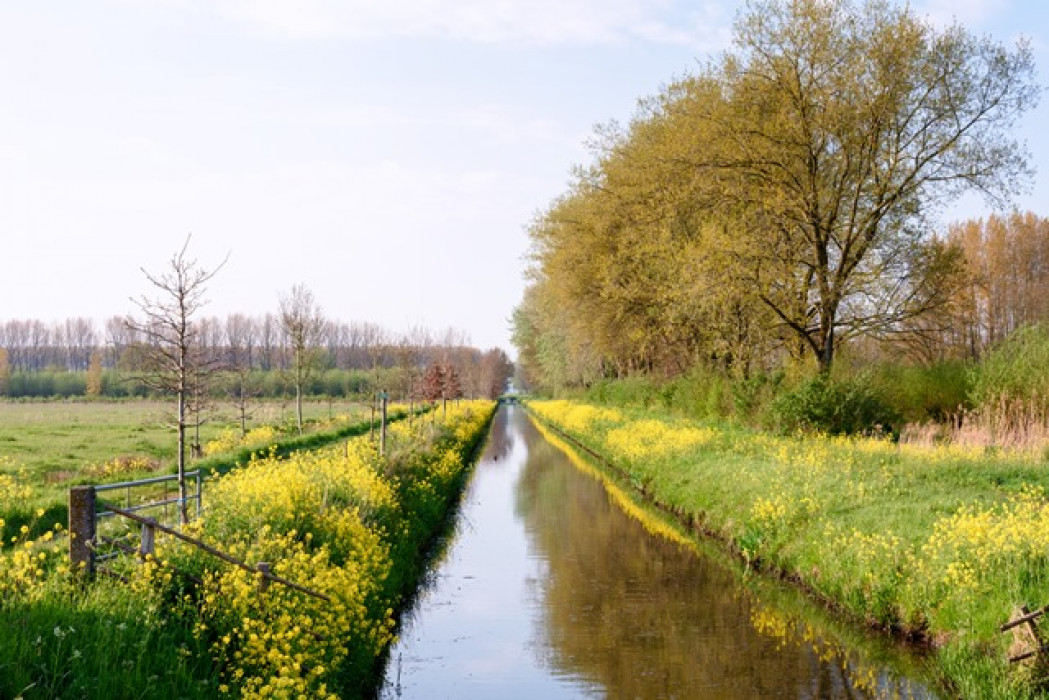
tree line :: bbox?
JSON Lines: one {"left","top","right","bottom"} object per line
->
{"left": 513, "top": 0, "right": 1040, "bottom": 392}
{"left": 0, "top": 314, "right": 498, "bottom": 376}
{"left": 0, "top": 314, "right": 513, "bottom": 402}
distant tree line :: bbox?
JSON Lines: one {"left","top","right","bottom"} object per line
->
{"left": 0, "top": 314, "right": 514, "bottom": 401}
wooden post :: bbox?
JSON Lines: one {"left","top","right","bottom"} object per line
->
{"left": 140, "top": 519, "right": 156, "bottom": 559}
{"left": 69, "top": 486, "right": 96, "bottom": 578}
{"left": 257, "top": 562, "right": 271, "bottom": 593}
{"left": 1008, "top": 604, "right": 1047, "bottom": 664}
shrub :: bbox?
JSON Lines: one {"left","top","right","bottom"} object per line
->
{"left": 587, "top": 375, "right": 660, "bottom": 409}
{"left": 971, "top": 324, "right": 1049, "bottom": 411}
{"left": 767, "top": 373, "right": 898, "bottom": 436}
{"left": 866, "top": 360, "right": 972, "bottom": 424}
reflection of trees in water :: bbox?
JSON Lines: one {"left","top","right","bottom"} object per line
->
{"left": 390, "top": 407, "right": 518, "bottom": 632}
{"left": 480, "top": 405, "right": 515, "bottom": 463}
{"left": 513, "top": 415, "right": 934, "bottom": 700}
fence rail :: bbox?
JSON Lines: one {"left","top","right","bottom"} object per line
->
{"left": 1002, "top": 604, "right": 1048, "bottom": 663}
{"left": 94, "top": 469, "right": 203, "bottom": 521}
{"left": 98, "top": 500, "right": 330, "bottom": 602}
{"left": 69, "top": 471, "right": 330, "bottom": 605}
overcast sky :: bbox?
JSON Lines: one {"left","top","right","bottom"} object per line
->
{"left": 0, "top": 0, "right": 1046, "bottom": 353}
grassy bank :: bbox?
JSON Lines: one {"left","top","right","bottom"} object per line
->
{"left": 0, "top": 400, "right": 494, "bottom": 699}
{"left": 528, "top": 399, "right": 1049, "bottom": 698}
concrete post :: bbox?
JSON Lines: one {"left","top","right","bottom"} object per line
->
{"left": 140, "top": 519, "right": 156, "bottom": 559}
{"left": 69, "top": 486, "right": 96, "bottom": 578}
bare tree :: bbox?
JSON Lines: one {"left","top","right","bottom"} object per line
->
{"left": 225, "top": 313, "right": 260, "bottom": 435}
{"left": 279, "top": 284, "right": 325, "bottom": 435}
{"left": 126, "top": 237, "right": 226, "bottom": 525}
{"left": 105, "top": 315, "right": 131, "bottom": 368}
{"left": 64, "top": 317, "right": 97, "bottom": 371}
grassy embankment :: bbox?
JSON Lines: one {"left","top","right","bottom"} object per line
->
{"left": 0, "top": 399, "right": 410, "bottom": 544}
{"left": 0, "top": 400, "right": 494, "bottom": 699}
{"left": 529, "top": 398, "right": 1049, "bottom": 699}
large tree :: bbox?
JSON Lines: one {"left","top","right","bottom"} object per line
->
{"left": 666, "top": 0, "right": 1038, "bottom": 371}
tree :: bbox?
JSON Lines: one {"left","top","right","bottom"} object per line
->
{"left": 224, "top": 314, "right": 260, "bottom": 435}
{"left": 395, "top": 325, "right": 431, "bottom": 421}
{"left": 86, "top": 350, "right": 103, "bottom": 397}
{"left": 0, "top": 348, "right": 9, "bottom": 396}
{"left": 279, "top": 284, "right": 325, "bottom": 435}
{"left": 420, "top": 360, "right": 463, "bottom": 417}
{"left": 916, "top": 211, "right": 1049, "bottom": 359}
{"left": 478, "top": 348, "right": 514, "bottom": 399}
{"left": 126, "top": 237, "right": 226, "bottom": 525}
{"left": 664, "top": 0, "right": 1038, "bottom": 371}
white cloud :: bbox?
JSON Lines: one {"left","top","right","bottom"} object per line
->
{"left": 163, "top": 0, "right": 732, "bottom": 49}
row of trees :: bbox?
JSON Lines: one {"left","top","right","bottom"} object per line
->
{"left": 108, "top": 240, "right": 513, "bottom": 524}
{"left": 513, "top": 0, "right": 1039, "bottom": 391}
{"left": 0, "top": 313, "right": 483, "bottom": 375}
{"left": 925, "top": 212, "right": 1049, "bottom": 361}
{"left": 0, "top": 320, "right": 513, "bottom": 403}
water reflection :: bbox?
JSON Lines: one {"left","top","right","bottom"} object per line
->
{"left": 379, "top": 406, "right": 938, "bottom": 699}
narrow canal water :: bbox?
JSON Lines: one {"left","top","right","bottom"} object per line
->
{"left": 378, "top": 405, "right": 938, "bottom": 699}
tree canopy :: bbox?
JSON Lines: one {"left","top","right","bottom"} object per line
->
{"left": 515, "top": 0, "right": 1038, "bottom": 388}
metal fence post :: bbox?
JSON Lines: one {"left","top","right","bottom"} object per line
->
{"left": 380, "top": 391, "right": 388, "bottom": 456}
{"left": 195, "top": 472, "right": 203, "bottom": 519}
{"left": 69, "top": 485, "right": 96, "bottom": 578}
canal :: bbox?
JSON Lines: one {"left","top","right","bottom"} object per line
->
{"left": 379, "top": 405, "right": 938, "bottom": 699}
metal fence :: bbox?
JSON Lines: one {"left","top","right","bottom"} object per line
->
{"left": 69, "top": 470, "right": 204, "bottom": 570}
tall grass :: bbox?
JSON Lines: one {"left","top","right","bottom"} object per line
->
{"left": 898, "top": 326, "right": 1049, "bottom": 454}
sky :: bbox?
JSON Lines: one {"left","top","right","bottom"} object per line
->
{"left": 0, "top": 1, "right": 1046, "bottom": 354}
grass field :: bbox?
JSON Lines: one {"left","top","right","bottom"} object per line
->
{"left": 0, "top": 398, "right": 377, "bottom": 545}
{"left": 0, "top": 399, "right": 372, "bottom": 486}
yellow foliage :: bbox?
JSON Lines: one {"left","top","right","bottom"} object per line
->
{"left": 181, "top": 399, "right": 492, "bottom": 696}
{"left": 0, "top": 458, "right": 33, "bottom": 501}
{"left": 917, "top": 485, "right": 1049, "bottom": 596}
{"left": 1, "top": 400, "right": 495, "bottom": 698}
{"left": 205, "top": 425, "right": 281, "bottom": 456}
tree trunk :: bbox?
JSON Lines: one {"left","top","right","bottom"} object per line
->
{"left": 177, "top": 380, "right": 188, "bottom": 525}
{"left": 296, "top": 384, "right": 303, "bottom": 435}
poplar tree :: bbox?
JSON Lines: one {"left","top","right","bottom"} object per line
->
{"left": 86, "top": 351, "right": 103, "bottom": 397}
{"left": 0, "top": 348, "right": 9, "bottom": 396}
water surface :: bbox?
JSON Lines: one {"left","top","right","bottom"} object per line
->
{"left": 379, "top": 406, "right": 937, "bottom": 699}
